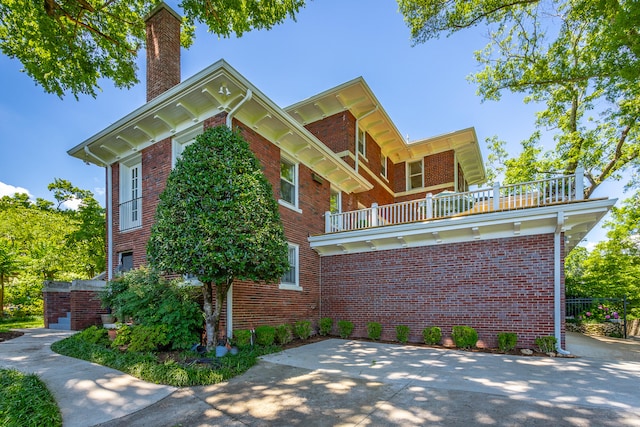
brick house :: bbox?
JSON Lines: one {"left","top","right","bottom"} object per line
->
{"left": 59, "top": 3, "right": 614, "bottom": 349}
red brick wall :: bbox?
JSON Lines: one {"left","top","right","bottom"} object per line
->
{"left": 425, "top": 150, "right": 455, "bottom": 188}
{"left": 319, "top": 234, "right": 561, "bottom": 348}
{"left": 146, "top": 5, "right": 181, "bottom": 101}
{"left": 43, "top": 290, "right": 70, "bottom": 328}
{"left": 70, "top": 291, "right": 106, "bottom": 330}
{"left": 305, "top": 111, "right": 355, "bottom": 155}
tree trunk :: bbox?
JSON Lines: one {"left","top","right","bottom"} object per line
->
{"left": 202, "top": 278, "right": 233, "bottom": 351}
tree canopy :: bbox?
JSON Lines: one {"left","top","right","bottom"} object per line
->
{"left": 398, "top": 0, "right": 639, "bottom": 195}
{"left": 148, "top": 125, "right": 289, "bottom": 349}
{"left": 0, "top": 0, "right": 305, "bottom": 98}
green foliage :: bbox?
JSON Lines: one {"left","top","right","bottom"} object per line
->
{"left": 337, "top": 320, "right": 354, "bottom": 339}
{"left": 103, "top": 268, "right": 202, "bottom": 350}
{"left": 275, "top": 324, "right": 293, "bottom": 345}
{"left": 75, "top": 325, "right": 109, "bottom": 345}
{"left": 0, "top": 1, "right": 305, "bottom": 98}
{"left": 117, "top": 325, "right": 170, "bottom": 353}
{"left": 0, "top": 368, "right": 62, "bottom": 427}
{"left": 294, "top": 320, "right": 312, "bottom": 340}
{"left": 233, "top": 329, "right": 252, "bottom": 347}
{"left": 535, "top": 336, "right": 558, "bottom": 353}
{"left": 367, "top": 322, "right": 382, "bottom": 340}
{"left": 0, "top": 315, "right": 43, "bottom": 332}
{"left": 422, "top": 326, "right": 442, "bottom": 345}
{"left": 497, "top": 332, "right": 518, "bottom": 353}
{"left": 451, "top": 326, "right": 478, "bottom": 349}
{"left": 148, "top": 126, "right": 289, "bottom": 349}
{"left": 395, "top": 325, "right": 410, "bottom": 344}
{"left": 398, "top": 0, "right": 640, "bottom": 197}
{"left": 52, "top": 330, "right": 281, "bottom": 387}
{"left": 255, "top": 325, "right": 276, "bottom": 346}
{"left": 319, "top": 317, "right": 333, "bottom": 336}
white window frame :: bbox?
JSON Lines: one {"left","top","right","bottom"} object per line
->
{"left": 280, "top": 243, "right": 301, "bottom": 290}
{"left": 381, "top": 154, "right": 388, "bottom": 179}
{"left": 119, "top": 155, "right": 142, "bottom": 231}
{"left": 407, "top": 159, "right": 424, "bottom": 191}
{"left": 172, "top": 126, "right": 202, "bottom": 167}
{"left": 279, "top": 155, "right": 301, "bottom": 212}
{"left": 357, "top": 128, "right": 367, "bottom": 158}
{"left": 329, "top": 188, "right": 342, "bottom": 214}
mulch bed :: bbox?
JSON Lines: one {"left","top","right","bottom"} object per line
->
{"left": 0, "top": 331, "right": 24, "bottom": 343}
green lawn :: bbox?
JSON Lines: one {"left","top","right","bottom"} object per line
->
{"left": 0, "top": 368, "right": 62, "bottom": 427}
{"left": 0, "top": 316, "right": 44, "bottom": 333}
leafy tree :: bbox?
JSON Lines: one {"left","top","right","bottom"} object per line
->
{"left": 0, "top": 239, "right": 20, "bottom": 316}
{"left": 148, "top": 126, "right": 289, "bottom": 350}
{"left": 0, "top": 0, "right": 305, "bottom": 98}
{"left": 398, "top": 0, "right": 640, "bottom": 195}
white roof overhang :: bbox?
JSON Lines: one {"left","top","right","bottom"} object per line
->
{"left": 308, "top": 198, "right": 615, "bottom": 256}
{"left": 285, "top": 78, "right": 486, "bottom": 185}
{"left": 67, "top": 60, "right": 372, "bottom": 194}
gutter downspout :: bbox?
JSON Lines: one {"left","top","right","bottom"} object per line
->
{"left": 84, "top": 146, "right": 113, "bottom": 281}
{"left": 226, "top": 89, "right": 253, "bottom": 129}
{"left": 224, "top": 88, "right": 252, "bottom": 339}
{"left": 554, "top": 211, "right": 570, "bottom": 355}
{"left": 354, "top": 106, "right": 378, "bottom": 174}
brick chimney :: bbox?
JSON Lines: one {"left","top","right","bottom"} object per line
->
{"left": 145, "top": 2, "right": 181, "bottom": 101}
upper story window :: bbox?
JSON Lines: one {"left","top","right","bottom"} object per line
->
{"left": 357, "top": 128, "right": 366, "bottom": 157}
{"left": 172, "top": 126, "right": 201, "bottom": 167}
{"left": 381, "top": 154, "right": 388, "bottom": 179}
{"left": 330, "top": 188, "right": 342, "bottom": 214}
{"left": 407, "top": 160, "right": 424, "bottom": 190}
{"left": 119, "top": 156, "right": 142, "bottom": 231}
{"left": 280, "top": 243, "right": 300, "bottom": 290}
{"left": 280, "top": 156, "right": 299, "bottom": 209}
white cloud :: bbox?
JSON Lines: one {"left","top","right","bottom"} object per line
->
{"left": 0, "top": 181, "right": 32, "bottom": 198}
{"left": 61, "top": 197, "right": 82, "bottom": 211}
{"left": 94, "top": 187, "right": 106, "bottom": 197}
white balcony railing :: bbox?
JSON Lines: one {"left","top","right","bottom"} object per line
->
{"left": 325, "top": 168, "right": 585, "bottom": 233}
{"left": 119, "top": 197, "right": 142, "bottom": 232}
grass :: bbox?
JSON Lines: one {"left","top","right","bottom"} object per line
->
{"left": 51, "top": 328, "right": 283, "bottom": 387}
{"left": 0, "top": 368, "right": 62, "bottom": 427}
{"left": 0, "top": 316, "right": 44, "bottom": 333}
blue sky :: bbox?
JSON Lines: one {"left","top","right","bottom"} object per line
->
{"left": 0, "top": 0, "right": 626, "bottom": 245}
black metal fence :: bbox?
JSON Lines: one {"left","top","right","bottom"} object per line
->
{"left": 566, "top": 296, "right": 628, "bottom": 339}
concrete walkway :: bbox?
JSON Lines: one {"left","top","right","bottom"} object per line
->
{"left": 2, "top": 329, "right": 640, "bottom": 426}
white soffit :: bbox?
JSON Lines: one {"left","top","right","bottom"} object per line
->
{"left": 308, "top": 198, "right": 615, "bottom": 256}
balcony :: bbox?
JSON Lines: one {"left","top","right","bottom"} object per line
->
{"left": 311, "top": 167, "right": 615, "bottom": 256}
{"left": 325, "top": 169, "right": 586, "bottom": 233}
{"left": 119, "top": 197, "right": 142, "bottom": 232}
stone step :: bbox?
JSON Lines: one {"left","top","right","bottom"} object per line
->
{"left": 49, "top": 312, "right": 71, "bottom": 330}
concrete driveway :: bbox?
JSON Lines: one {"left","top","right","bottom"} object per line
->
{"left": 102, "top": 335, "right": 640, "bottom": 427}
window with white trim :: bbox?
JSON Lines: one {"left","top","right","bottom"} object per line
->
{"left": 280, "top": 157, "right": 298, "bottom": 208}
{"left": 280, "top": 243, "right": 300, "bottom": 289}
{"left": 330, "top": 188, "right": 342, "bottom": 214}
{"left": 381, "top": 154, "right": 388, "bottom": 178}
{"left": 357, "top": 128, "right": 366, "bottom": 157}
{"left": 407, "top": 160, "right": 423, "bottom": 190}
{"left": 117, "top": 251, "right": 133, "bottom": 273}
{"left": 119, "top": 157, "right": 142, "bottom": 231}
{"left": 172, "top": 126, "right": 201, "bottom": 167}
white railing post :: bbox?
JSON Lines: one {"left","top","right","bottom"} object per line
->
{"left": 426, "top": 193, "right": 433, "bottom": 219}
{"left": 575, "top": 166, "right": 585, "bottom": 200}
{"left": 325, "top": 211, "right": 332, "bottom": 233}
{"left": 493, "top": 182, "right": 501, "bottom": 211}
{"left": 371, "top": 203, "right": 378, "bottom": 227}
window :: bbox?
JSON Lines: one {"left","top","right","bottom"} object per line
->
{"left": 381, "top": 154, "right": 388, "bottom": 178}
{"left": 280, "top": 157, "right": 298, "bottom": 208}
{"left": 330, "top": 188, "right": 342, "bottom": 214}
{"left": 172, "top": 126, "right": 201, "bottom": 167}
{"left": 280, "top": 243, "right": 300, "bottom": 289}
{"left": 407, "top": 160, "right": 423, "bottom": 190}
{"left": 119, "top": 157, "right": 142, "bottom": 231}
{"left": 117, "top": 252, "right": 133, "bottom": 273}
{"left": 357, "top": 128, "right": 366, "bottom": 157}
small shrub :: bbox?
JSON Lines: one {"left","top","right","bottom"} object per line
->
{"left": 275, "top": 324, "right": 293, "bottom": 345}
{"left": 367, "top": 322, "right": 382, "bottom": 340}
{"left": 319, "top": 317, "right": 333, "bottom": 336}
{"left": 423, "top": 326, "right": 442, "bottom": 345}
{"left": 111, "top": 324, "right": 133, "bottom": 349}
{"left": 294, "top": 320, "right": 312, "bottom": 340}
{"left": 337, "top": 320, "right": 354, "bottom": 338}
{"left": 75, "top": 325, "right": 109, "bottom": 345}
{"left": 127, "top": 325, "right": 170, "bottom": 353}
{"left": 234, "top": 329, "right": 252, "bottom": 347}
{"left": 451, "top": 325, "right": 478, "bottom": 349}
{"left": 255, "top": 325, "right": 276, "bottom": 346}
{"left": 497, "top": 332, "right": 518, "bottom": 353}
{"left": 396, "top": 325, "right": 410, "bottom": 343}
{"left": 535, "top": 336, "right": 557, "bottom": 353}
